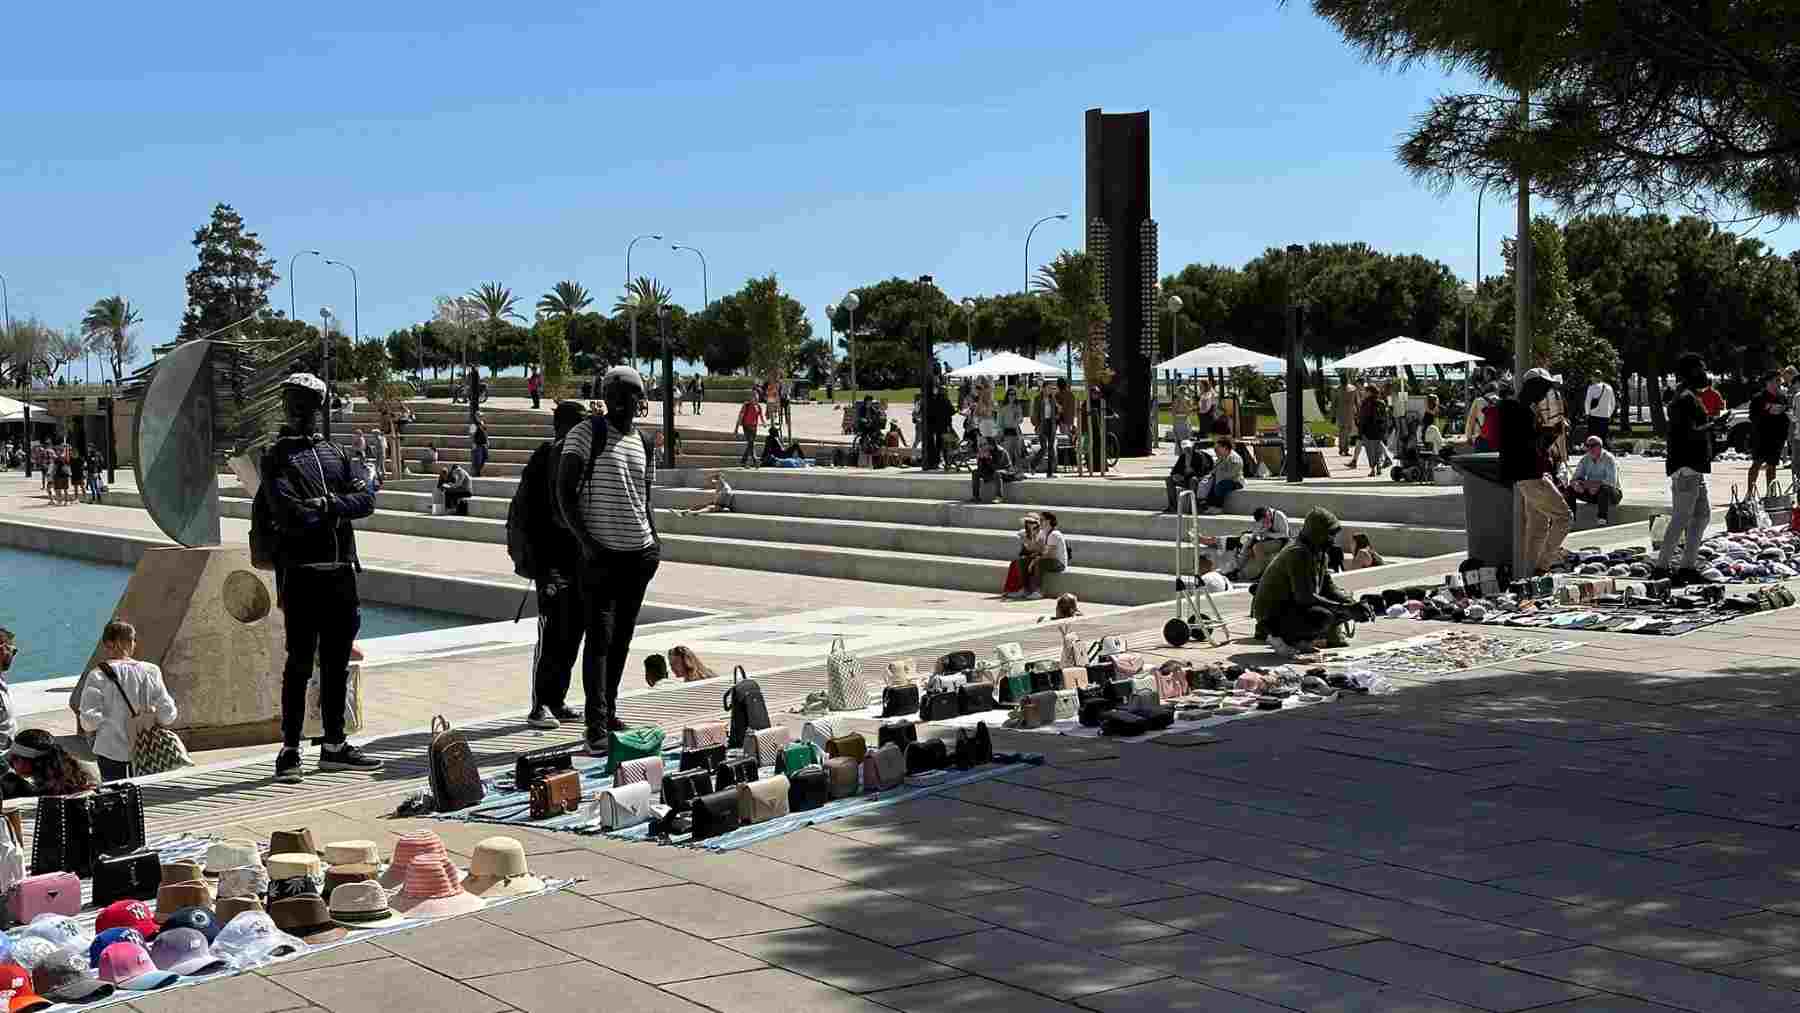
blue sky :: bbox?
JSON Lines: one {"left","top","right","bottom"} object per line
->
{"left": 5, "top": 1, "right": 1793, "bottom": 377}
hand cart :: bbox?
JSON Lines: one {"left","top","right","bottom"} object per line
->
{"left": 1165, "top": 489, "right": 1232, "bottom": 647}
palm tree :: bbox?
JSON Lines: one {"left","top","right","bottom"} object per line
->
{"left": 466, "top": 283, "right": 523, "bottom": 378}
{"left": 614, "top": 276, "right": 672, "bottom": 371}
{"left": 1034, "top": 250, "right": 1112, "bottom": 471}
{"left": 80, "top": 295, "right": 142, "bottom": 382}
{"left": 536, "top": 281, "right": 591, "bottom": 385}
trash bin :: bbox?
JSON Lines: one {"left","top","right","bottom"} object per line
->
{"left": 1447, "top": 451, "right": 1513, "bottom": 566}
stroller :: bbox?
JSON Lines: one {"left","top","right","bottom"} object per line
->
{"left": 1388, "top": 412, "right": 1437, "bottom": 483}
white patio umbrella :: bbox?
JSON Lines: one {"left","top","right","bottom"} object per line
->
{"left": 0, "top": 394, "right": 47, "bottom": 421}
{"left": 1154, "top": 341, "right": 1285, "bottom": 374}
{"left": 1326, "top": 336, "right": 1482, "bottom": 371}
{"left": 948, "top": 351, "right": 1056, "bottom": 379}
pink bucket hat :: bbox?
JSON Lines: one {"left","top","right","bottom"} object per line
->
{"left": 391, "top": 857, "right": 484, "bottom": 919}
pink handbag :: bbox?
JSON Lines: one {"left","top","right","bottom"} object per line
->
{"left": 612, "top": 756, "right": 664, "bottom": 794}
{"left": 11, "top": 872, "right": 79, "bottom": 922}
{"left": 1111, "top": 652, "right": 1145, "bottom": 677}
{"left": 682, "top": 722, "right": 727, "bottom": 750}
{"left": 1155, "top": 663, "right": 1188, "bottom": 702}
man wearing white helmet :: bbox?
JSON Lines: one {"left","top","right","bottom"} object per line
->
{"left": 260, "top": 373, "right": 382, "bottom": 782}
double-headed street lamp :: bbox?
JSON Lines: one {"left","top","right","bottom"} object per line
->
{"left": 626, "top": 233, "right": 663, "bottom": 367}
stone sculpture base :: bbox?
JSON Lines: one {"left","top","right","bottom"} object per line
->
{"left": 85, "top": 545, "right": 288, "bottom": 751}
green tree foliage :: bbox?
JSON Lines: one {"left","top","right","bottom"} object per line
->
{"left": 792, "top": 338, "right": 833, "bottom": 384}
{"left": 697, "top": 287, "right": 812, "bottom": 378}
{"left": 1161, "top": 264, "right": 1244, "bottom": 354}
{"left": 1486, "top": 216, "right": 1572, "bottom": 365}
{"left": 0, "top": 318, "right": 53, "bottom": 386}
{"left": 964, "top": 293, "right": 1064, "bottom": 358}
{"left": 467, "top": 282, "right": 523, "bottom": 375}
{"left": 743, "top": 275, "right": 791, "bottom": 380}
{"left": 478, "top": 321, "right": 532, "bottom": 376}
{"left": 80, "top": 295, "right": 142, "bottom": 382}
{"left": 828, "top": 277, "right": 957, "bottom": 389}
{"left": 1034, "top": 252, "right": 1110, "bottom": 382}
{"left": 1303, "top": 1, "right": 1800, "bottom": 221}
{"left": 177, "top": 204, "right": 279, "bottom": 341}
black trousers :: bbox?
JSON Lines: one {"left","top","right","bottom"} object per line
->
{"left": 577, "top": 544, "right": 661, "bottom": 741}
{"left": 1166, "top": 475, "right": 1199, "bottom": 512}
{"left": 96, "top": 757, "right": 132, "bottom": 782}
{"left": 1587, "top": 415, "right": 1611, "bottom": 445}
{"left": 280, "top": 566, "right": 360, "bottom": 749}
{"left": 531, "top": 579, "right": 585, "bottom": 714}
{"left": 531, "top": 390, "right": 541, "bottom": 409}
{"left": 1271, "top": 605, "right": 1337, "bottom": 645}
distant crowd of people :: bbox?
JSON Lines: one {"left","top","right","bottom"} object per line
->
{"left": 3, "top": 439, "right": 108, "bottom": 504}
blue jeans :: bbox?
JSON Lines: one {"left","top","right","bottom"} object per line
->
{"left": 471, "top": 445, "right": 488, "bottom": 477}
{"left": 1207, "top": 478, "right": 1242, "bottom": 509}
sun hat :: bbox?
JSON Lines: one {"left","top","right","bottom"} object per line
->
{"left": 392, "top": 857, "right": 485, "bottom": 919}
{"left": 267, "top": 853, "right": 323, "bottom": 881}
{"left": 87, "top": 929, "right": 144, "bottom": 970}
{"left": 322, "top": 840, "right": 380, "bottom": 866}
{"left": 268, "top": 829, "right": 320, "bottom": 857}
{"left": 215, "top": 897, "right": 265, "bottom": 928}
{"left": 202, "top": 840, "right": 259, "bottom": 876}
{"left": 147, "top": 928, "right": 233, "bottom": 976}
{"left": 96, "top": 942, "right": 178, "bottom": 991}
{"left": 218, "top": 865, "right": 270, "bottom": 900}
{"left": 31, "top": 950, "right": 113, "bottom": 1005}
{"left": 95, "top": 900, "right": 158, "bottom": 940}
{"left": 381, "top": 831, "right": 448, "bottom": 891}
{"left": 268, "top": 897, "right": 348, "bottom": 946}
{"left": 155, "top": 882, "right": 213, "bottom": 921}
{"left": 321, "top": 864, "right": 376, "bottom": 901}
{"left": 160, "top": 906, "right": 221, "bottom": 944}
{"left": 327, "top": 881, "right": 406, "bottom": 929}
{"left": 20, "top": 916, "right": 89, "bottom": 955}
{"left": 461, "top": 838, "right": 545, "bottom": 899}
{"left": 162, "top": 860, "right": 206, "bottom": 884}
{"left": 211, "top": 912, "right": 305, "bottom": 964}
{"left": 0, "top": 961, "right": 49, "bottom": 1013}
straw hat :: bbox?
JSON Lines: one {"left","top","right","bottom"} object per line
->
{"left": 268, "top": 896, "right": 347, "bottom": 946}
{"left": 266, "top": 854, "right": 323, "bottom": 882}
{"left": 214, "top": 897, "right": 264, "bottom": 928}
{"left": 461, "top": 838, "right": 545, "bottom": 899}
{"left": 322, "top": 841, "right": 380, "bottom": 867}
{"left": 201, "top": 841, "right": 259, "bottom": 877}
{"left": 154, "top": 883, "right": 213, "bottom": 922}
{"left": 391, "top": 857, "right": 484, "bottom": 919}
{"left": 162, "top": 860, "right": 206, "bottom": 885}
{"left": 380, "top": 831, "right": 447, "bottom": 891}
{"left": 327, "top": 881, "right": 406, "bottom": 929}
{"left": 218, "top": 865, "right": 269, "bottom": 901}
{"left": 321, "top": 864, "right": 376, "bottom": 902}
{"left": 268, "top": 829, "right": 320, "bottom": 857}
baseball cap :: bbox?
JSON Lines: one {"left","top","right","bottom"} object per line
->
{"left": 95, "top": 900, "right": 159, "bottom": 940}
{"left": 20, "top": 916, "right": 89, "bottom": 955}
{"left": 96, "top": 942, "right": 178, "bottom": 991}
{"left": 281, "top": 373, "right": 327, "bottom": 397}
{"left": 211, "top": 912, "right": 305, "bottom": 964}
{"left": 31, "top": 950, "right": 114, "bottom": 1004}
{"left": 148, "top": 928, "right": 233, "bottom": 977}
{"left": 88, "top": 929, "right": 145, "bottom": 970}
{"left": 160, "top": 906, "right": 222, "bottom": 943}
{"left": 0, "top": 962, "right": 49, "bottom": 1013}
{"left": 4, "top": 942, "right": 54, "bottom": 974}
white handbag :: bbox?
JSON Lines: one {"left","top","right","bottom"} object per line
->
{"left": 801, "top": 718, "right": 840, "bottom": 753}
{"left": 591, "top": 782, "right": 654, "bottom": 830}
{"left": 1060, "top": 627, "right": 1084, "bottom": 669}
{"left": 993, "top": 642, "right": 1024, "bottom": 679}
{"left": 884, "top": 659, "right": 917, "bottom": 688}
{"left": 926, "top": 673, "right": 967, "bottom": 694}
{"left": 825, "top": 636, "right": 870, "bottom": 712}
{"left": 304, "top": 663, "right": 364, "bottom": 739}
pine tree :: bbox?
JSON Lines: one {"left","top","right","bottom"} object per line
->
{"left": 177, "top": 204, "right": 280, "bottom": 341}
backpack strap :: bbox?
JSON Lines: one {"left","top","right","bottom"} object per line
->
{"left": 98, "top": 662, "right": 138, "bottom": 719}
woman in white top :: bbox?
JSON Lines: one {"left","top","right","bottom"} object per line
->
{"left": 1023, "top": 511, "right": 1071, "bottom": 598}
{"left": 79, "top": 620, "right": 178, "bottom": 782}
{"left": 1195, "top": 380, "right": 1218, "bottom": 429}
{"left": 1007, "top": 514, "right": 1045, "bottom": 600}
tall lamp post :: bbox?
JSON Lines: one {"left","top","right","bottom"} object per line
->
{"left": 288, "top": 249, "right": 321, "bottom": 323}
{"left": 625, "top": 233, "right": 663, "bottom": 368}
{"left": 0, "top": 271, "right": 21, "bottom": 479}
{"left": 671, "top": 243, "right": 708, "bottom": 395}
{"left": 1284, "top": 245, "right": 1307, "bottom": 484}
{"left": 323, "top": 259, "right": 359, "bottom": 344}
{"left": 824, "top": 306, "right": 836, "bottom": 395}
{"left": 1024, "top": 212, "right": 1070, "bottom": 380}
{"left": 319, "top": 307, "right": 337, "bottom": 441}
{"left": 659, "top": 305, "right": 675, "bottom": 469}
{"left": 919, "top": 275, "right": 939, "bottom": 470}
{"left": 1460, "top": 281, "right": 1475, "bottom": 412}
{"left": 842, "top": 292, "right": 860, "bottom": 394}
{"left": 961, "top": 298, "right": 976, "bottom": 367}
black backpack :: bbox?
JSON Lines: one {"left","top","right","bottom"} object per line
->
{"left": 506, "top": 442, "right": 557, "bottom": 580}
{"left": 722, "top": 666, "right": 770, "bottom": 748}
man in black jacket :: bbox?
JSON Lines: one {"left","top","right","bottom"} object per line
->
{"left": 1162, "top": 440, "right": 1215, "bottom": 513}
{"left": 1657, "top": 353, "right": 1714, "bottom": 580}
{"left": 526, "top": 401, "right": 590, "bottom": 731}
{"left": 263, "top": 373, "right": 381, "bottom": 783}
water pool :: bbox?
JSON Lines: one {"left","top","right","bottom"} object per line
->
{"left": 0, "top": 545, "right": 480, "bottom": 683}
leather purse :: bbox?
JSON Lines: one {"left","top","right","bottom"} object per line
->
{"left": 748, "top": 726, "right": 793, "bottom": 770}
{"left": 514, "top": 743, "right": 580, "bottom": 789}
{"left": 966, "top": 722, "right": 994, "bottom": 765}
{"left": 935, "top": 650, "right": 976, "bottom": 674}
{"left": 680, "top": 744, "right": 726, "bottom": 773}
{"left": 1132, "top": 688, "right": 1161, "bottom": 712}
{"left": 884, "top": 659, "right": 918, "bottom": 687}
{"left": 1104, "top": 679, "right": 1135, "bottom": 705}
{"left": 1079, "top": 697, "right": 1111, "bottom": 727}
{"left": 800, "top": 719, "right": 840, "bottom": 752}
{"left": 993, "top": 642, "right": 1025, "bottom": 677}
{"left": 1112, "top": 652, "right": 1145, "bottom": 677}
{"left": 690, "top": 789, "right": 741, "bottom": 841}
{"left": 1061, "top": 666, "right": 1089, "bottom": 691}
{"left": 713, "top": 756, "right": 759, "bottom": 792}
{"left": 613, "top": 756, "right": 665, "bottom": 794}
{"left": 1103, "top": 710, "right": 1152, "bottom": 737}
{"left": 787, "top": 766, "right": 829, "bottom": 812}
{"left": 736, "top": 776, "right": 791, "bottom": 824}
{"left": 880, "top": 684, "right": 920, "bottom": 717}
{"left": 1020, "top": 690, "right": 1059, "bottom": 728}
{"left": 681, "top": 722, "right": 728, "bottom": 750}
{"left": 825, "top": 733, "right": 867, "bottom": 763}
{"left": 592, "top": 782, "right": 654, "bottom": 830}
{"left": 92, "top": 850, "right": 161, "bottom": 907}
{"left": 1155, "top": 663, "right": 1188, "bottom": 701}
{"left": 1132, "top": 704, "right": 1176, "bottom": 731}
{"left": 661, "top": 769, "right": 712, "bottom": 813}
{"left": 529, "top": 770, "right": 583, "bottom": 819}
{"left": 998, "top": 673, "right": 1030, "bottom": 703}
{"left": 877, "top": 721, "right": 917, "bottom": 751}
{"left": 1086, "top": 661, "right": 1117, "bottom": 686}
{"left": 958, "top": 682, "right": 997, "bottom": 713}
{"left": 1054, "top": 688, "right": 1078, "bottom": 720}
{"left": 774, "top": 742, "right": 817, "bottom": 776}
{"left": 823, "top": 756, "right": 860, "bottom": 798}
{"left": 920, "top": 690, "right": 960, "bottom": 722}
{"left": 429, "top": 715, "right": 485, "bottom": 814}
{"left": 863, "top": 743, "right": 906, "bottom": 791}
{"left": 905, "top": 738, "right": 948, "bottom": 774}
{"left": 10, "top": 872, "right": 79, "bottom": 922}
{"left": 1029, "top": 669, "right": 1054, "bottom": 693}
{"left": 926, "top": 673, "right": 967, "bottom": 694}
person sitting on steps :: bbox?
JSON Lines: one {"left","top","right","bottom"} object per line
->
{"left": 971, "top": 436, "right": 1015, "bottom": 504}
{"left": 1022, "top": 511, "right": 1069, "bottom": 598}
{"left": 438, "top": 463, "right": 472, "bottom": 516}
{"left": 1162, "top": 439, "right": 1214, "bottom": 513}
{"left": 678, "top": 474, "right": 734, "bottom": 515}
{"left": 1250, "top": 507, "right": 1370, "bottom": 655}
{"left": 1198, "top": 437, "right": 1243, "bottom": 513}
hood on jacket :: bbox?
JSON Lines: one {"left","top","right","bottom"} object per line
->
{"left": 1300, "top": 507, "right": 1340, "bottom": 550}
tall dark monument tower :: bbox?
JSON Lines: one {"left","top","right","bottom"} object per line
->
{"left": 1085, "top": 107, "right": 1157, "bottom": 458}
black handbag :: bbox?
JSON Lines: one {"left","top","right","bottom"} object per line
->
{"left": 905, "top": 738, "right": 948, "bottom": 774}
{"left": 920, "top": 690, "right": 961, "bottom": 722}
{"left": 880, "top": 684, "right": 920, "bottom": 718}
{"left": 722, "top": 666, "right": 771, "bottom": 748}
{"left": 1103, "top": 679, "right": 1135, "bottom": 705}
{"left": 958, "top": 682, "right": 997, "bottom": 713}
{"left": 680, "top": 744, "right": 726, "bottom": 773}
{"left": 1133, "top": 704, "right": 1175, "bottom": 731}
{"left": 1029, "top": 669, "right": 1053, "bottom": 693}
{"left": 713, "top": 757, "right": 758, "bottom": 792}
{"left": 1086, "top": 661, "right": 1116, "bottom": 685}
{"left": 787, "top": 766, "right": 829, "bottom": 812}
{"left": 690, "top": 789, "right": 741, "bottom": 841}
{"left": 33, "top": 784, "right": 146, "bottom": 877}
{"left": 662, "top": 769, "right": 712, "bottom": 813}
{"left": 877, "top": 721, "right": 917, "bottom": 751}
{"left": 1079, "top": 698, "right": 1111, "bottom": 727}
{"left": 92, "top": 850, "right": 160, "bottom": 907}
{"left": 968, "top": 722, "right": 993, "bottom": 765}
{"left": 1102, "top": 710, "right": 1151, "bottom": 737}
{"left": 935, "top": 650, "right": 975, "bottom": 674}
{"left": 513, "top": 743, "right": 579, "bottom": 789}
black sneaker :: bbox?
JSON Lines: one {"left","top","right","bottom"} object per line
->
{"left": 606, "top": 715, "right": 630, "bottom": 733}
{"left": 548, "top": 704, "right": 583, "bottom": 723}
{"left": 274, "top": 747, "right": 304, "bottom": 784}
{"left": 526, "top": 708, "right": 560, "bottom": 730}
{"left": 583, "top": 737, "right": 608, "bottom": 757}
{"left": 318, "top": 742, "right": 383, "bottom": 772}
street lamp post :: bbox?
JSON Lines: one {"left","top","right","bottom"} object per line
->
{"left": 1284, "top": 245, "right": 1307, "bottom": 484}
{"left": 669, "top": 244, "right": 708, "bottom": 309}
{"left": 1460, "top": 281, "right": 1476, "bottom": 417}
{"left": 824, "top": 306, "right": 836, "bottom": 395}
{"left": 659, "top": 305, "right": 675, "bottom": 469}
{"left": 319, "top": 307, "right": 336, "bottom": 442}
{"left": 842, "top": 292, "right": 860, "bottom": 394}
{"left": 0, "top": 271, "right": 21, "bottom": 479}
{"left": 961, "top": 298, "right": 976, "bottom": 366}
{"left": 322, "top": 259, "right": 359, "bottom": 343}
{"left": 626, "top": 233, "right": 663, "bottom": 369}
{"left": 288, "top": 249, "right": 321, "bottom": 324}
{"left": 1166, "top": 295, "right": 1183, "bottom": 360}
{"left": 1025, "top": 212, "right": 1069, "bottom": 380}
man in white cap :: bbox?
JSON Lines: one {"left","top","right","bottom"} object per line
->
{"left": 260, "top": 373, "right": 382, "bottom": 782}
{"left": 555, "top": 368, "right": 660, "bottom": 754}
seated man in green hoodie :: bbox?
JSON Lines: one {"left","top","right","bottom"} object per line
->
{"left": 1250, "top": 507, "right": 1370, "bottom": 655}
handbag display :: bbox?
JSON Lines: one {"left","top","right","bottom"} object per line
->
{"left": 1028, "top": 668, "right": 1057, "bottom": 693}
{"left": 691, "top": 789, "right": 741, "bottom": 841}
{"left": 883, "top": 659, "right": 917, "bottom": 688}
{"left": 823, "top": 756, "right": 860, "bottom": 798}
{"left": 1103, "top": 679, "right": 1136, "bottom": 705}
{"left": 801, "top": 719, "right": 840, "bottom": 753}
{"left": 1102, "top": 710, "right": 1152, "bottom": 737}
{"left": 1061, "top": 666, "right": 1089, "bottom": 691}
{"left": 529, "top": 770, "right": 583, "bottom": 819}
{"left": 880, "top": 684, "right": 920, "bottom": 718}
{"left": 1132, "top": 674, "right": 1158, "bottom": 699}
{"left": 713, "top": 756, "right": 759, "bottom": 792}
{"left": 723, "top": 666, "right": 771, "bottom": 748}
{"left": 1112, "top": 652, "right": 1145, "bottom": 677}
{"left": 935, "top": 650, "right": 976, "bottom": 674}
{"left": 302, "top": 660, "right": 365, "bottom": 741}
{"left": 864, "top": 743, "right": 907, "bottom": 791}
{"left": 31, "top": 783, "right": 148, "bottom": 878}
{"left": 993, "top": 642, "right": 1024, "bottom": 678}
{"left": 920, "top": 690, "right": 961, "bottom": 722}
{"left": 958, "top": 682, "right": 997, "bottom": 713}
{"left": 0, "top": 811, "right": 21, "bottom": 902}
{"left": 681, "top": 722, "right": 728, "bottom": 750}
{"left": 592, "top": 782, "right": 654, "bottom": 830}
{"left": 613, "top": 756, "right": 665, "bottom": 794}
{"left": 998, "top": 673, "right": 1030, "bottom": 704}
{"left": 514, "top": 743, "right": 580, "bottom": 789}
{"left": 97, "top": 663, "right": 193, "bottom": 775}
{"left": 1765, "top": 480, "right": 1796, "bottom": 512}
{"left": 1131, "top": 703, "right": 1176, "bottom": 731}
{"left": 1086, "top": 661, "right": 1117, "bottom": 686}
{"left": 774, "top": 742, "right": 817, "bottom": 777}
{"left": 680, "top": 744, "right": 726, "bottom": 773}
{"left": 1054, "top": 688, "right": 1078, "bottom": 721}
{"left": 10, "top": 872, "right": 79, "bottom": 923}
{"left": 92, "top": 850, "right": 160, "bottom": 907}
{"left": 905, "top": 738, "right": 948, "bottom": 774}
{"left": 748, "top": 726, "right": 793, "bottom": 769}
{"left": 926, "top": 673, "right": 967, "bottom": 694}
{"left": 1155, "top": 663, "right": 1188, "bottom": 702}
{"left": 787, "top": 766, "right": 829, "bottom": 812}
{"left": 1079, "top": 697, "right": 1111, "bottom": 727}
{"left": 609, "top": 727, "right": 665, "bottom": 765}
{"left": 1020, "top": 690, "right": 1059, "bottom": 728}
{"left": 1132, "top": 688, "right": 1161, "bottom": 712}
{"left": 825, "top": 636, "right": 869, "bottom": 712}
{"left": 661, "top": 769, "right": 712, "bottom": 813}
{"left": 428, "top": 715, "right": 485, "bottom": 813}
{"left": 736, "top": 775, "right": 791, "bottom": 824}
{"left": 877, "top": 721, "right": 917, "bottom": 751}
{"left": 967, "top": 722, "right": 994, "bottom": 766}
{"left": 825, "top": 733, "right": 867, "bottom": 763}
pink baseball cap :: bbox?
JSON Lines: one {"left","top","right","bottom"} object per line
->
{"left": 96, "top": 942, "right": 178, "bottom": 991}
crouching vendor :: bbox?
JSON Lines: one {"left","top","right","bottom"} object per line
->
{"left": 1250, "top": 507, "right": 1371, "bottom": 655}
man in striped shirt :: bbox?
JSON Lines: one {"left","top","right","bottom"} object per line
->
{"left": 556, "top": 367, "right": 660, "bottom": 753}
